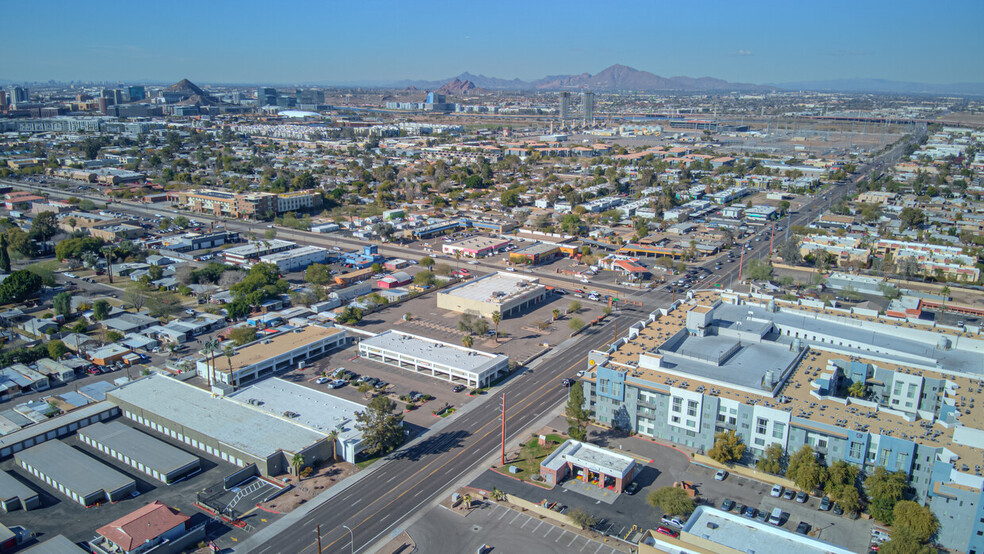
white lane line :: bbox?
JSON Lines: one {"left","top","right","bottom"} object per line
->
{"left": 532, "top": 521, "right": 543, "bottom": 534}
{"left": 568, "top": 534, "right": 578, "bottom": 547}
{"left": 510, "top": 513, "right": 521, "bottom": 525}
{"left": 555, "top": 529, "right": 567, "bottom": 543}
{"left": 594, "top": 543, "right": 604, "bottom": 554}
{"left": 580, "top": 538, "right": 591, "bottom": 551}
{"left": 542, "top": 526, "right": 552, "bottom": 539}
{"left": 498, "top": 508, "right": 509, "bottom": 520}
{"left": 519, "top": 516, "right": 531, "bottom": 529}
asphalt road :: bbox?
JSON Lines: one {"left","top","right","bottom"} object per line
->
{"left": 241, "top": 312, "right": 639, "bottom": 554}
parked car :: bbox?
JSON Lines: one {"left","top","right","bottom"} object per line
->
{"left": 624, "top": 482, "right": 640, "bottom": 496}
{"left": 561, "top": 378, "right": 574, "bottom": 387}
{"left": 655, "top": 527, "right": 679, "bottom": 538}
{"left": 660, "top": 516, "right": 683, "bottom": 528}
{"left": 832, "top": 503, "right": 844, "bottom": 516}
{"left": 315, "top": 377, "right": 332, "bottom": 384}
{"left": 743, "top": 506, "right": 757, "bottom": 519}
{"left": 795, "top": 521, "right": 811, "bottom": 535}
{"left": 329, "top": 380, "right": 347, "bottom": 389}
{"left": 771, "top": 484, "right": 784, "bottom": 497}
{"left": 819, "top": 496, "right": 831, "bottom": 511}
{"left": 714, "top": 470, "right": 728, "bottom": 481}
{"left": 782, "top": 489, "right": 796, "bottom": 501}
{"left": 452, "top": 384, "right": 466, "bottom": 393}
{"left": 795, "top": 491, "right": 809, "bottom": 503}
{"left": 720, "top": 498, "right": 735, "bottom": 511}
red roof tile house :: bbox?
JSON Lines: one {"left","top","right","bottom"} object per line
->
{"left": 92, "top": 501, "right": 191, "bottom": 554}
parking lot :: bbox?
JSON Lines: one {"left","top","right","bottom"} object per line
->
{"left": 0, "top": 417, "right": 271, "bottom": 547}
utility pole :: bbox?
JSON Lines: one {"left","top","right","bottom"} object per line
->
{"left": 738, "top": 246, "right": 745, "bottom": 285}
{"left": 317, "top": 524, "right": 322, "bottom": 553}
{"left": 769, "top": 221, "right": 775, "bottom": 255}
{"left": 500, "top": 394, "right": 506, "bottom": 466}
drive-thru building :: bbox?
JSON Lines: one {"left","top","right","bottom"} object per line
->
{"left": 539, "top": 439, "right": 637, "bottom": 493}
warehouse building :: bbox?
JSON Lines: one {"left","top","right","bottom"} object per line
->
{"left": 0, "top": 401, "right": 119, "bottom": 460}
{"left": 436, "top": 272, "right": 547, "bottom": 319}
{"left": 0, "top": 470, "right": 40, "bottom": 512}
{"left": 259, "top": 245, "right": 328, "bottom": 272}
{"left": 441, "top": 236, "right": 511, "bottom": 259}
{"left": 196, "top": 324, "right": 346, "bottom": 386}
{"left": 107, "top": 374, "right": 334, "bottom": 477}
{"left": 78, "top": 421, "right": 200, "bottom": 484}
{"left": 15, "top": 440, "right": 136, "bottom": 506}
{"left": 359, "top": 330, "right": 509, "bottom": 388}
{"left": 222, "top": 239, "right": 296, "bottom": 266}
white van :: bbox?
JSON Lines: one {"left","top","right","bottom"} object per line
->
{"left": 768, "top": 507, "right": 783, "bottom": 526}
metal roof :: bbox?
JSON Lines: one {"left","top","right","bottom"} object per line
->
{"left": 15, "top": 440, "right": 135, "bottom": 497}
{"left": 78, "top": 421, "right": 199, "bottom": 476}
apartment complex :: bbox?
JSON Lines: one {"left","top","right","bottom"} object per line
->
{"left": 173, "top": 189, "right": 320, "bottom": 219}
{"left": 581, "top": 290, "right": 984, "bottom": 553}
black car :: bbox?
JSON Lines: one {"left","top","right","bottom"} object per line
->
{"left": 452, "top": 384, "right": 466, "bottom": 393}
{"left": 624, "top": 482, "right": 640, "bottom": 495}
{"left": 832, "top": 503, "right": 844, "bottom": 516}
{"left": 562, "top": 378, "right": 574, "bottom": 387}
{"left": 720, "top": 498, "right": 735, "bottom": 511}
{"left": 795, "top": 521, "right": 811, "bottom": 535}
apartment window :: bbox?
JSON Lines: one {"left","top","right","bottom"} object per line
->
{"left": 907, "top": 384, "right": 917, "bottom": 399}
{"left": 893, "top": 382, "right": 904, "bottom": 396}
{"left": 773, "top": 422, "right": 786, "bottom": 439}
{"left": 672, "top": 397, "right": 683, "bottom": 413}
{"left": 881, "top": 448, "right": 891, "bottom": 464}
{"left": 756, "top": 418, "right": 768, "bottom": 435}
{"left": 754, "top": 438, "right": 765, "bottom": 446}
{"left": 816, "top": 438, "right": 828, "bottom": 449}
{"left": 687, "top": 400, "right": 698, "bottom": 417}
{"left": 671, "top": 416, "right": 680, "bottom": 424}
{"left": 850, "top": 442, "right": 864, "bottom": 459}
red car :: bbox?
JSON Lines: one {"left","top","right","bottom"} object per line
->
{"left": 655, "top": 526, "right": 679, "bottom": 538}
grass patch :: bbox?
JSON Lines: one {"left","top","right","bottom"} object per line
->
{"left": 498, "top": 438, "right": 563, "bottom": 485}
{"left": 440, "top": 408, "right": 456, "bottom": 418}
{"left": 544, "top": 434, "right": 565, "bottom": 444}
{"left": 355, "top": 454, "right": 383, "bottom": 469}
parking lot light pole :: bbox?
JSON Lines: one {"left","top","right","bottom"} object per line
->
{"left": 342, "top": 524, "right": 354, "bottom": 554}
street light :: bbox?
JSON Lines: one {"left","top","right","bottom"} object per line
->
{"left": 341, "top": 524, "right": 354, "bottom": 554}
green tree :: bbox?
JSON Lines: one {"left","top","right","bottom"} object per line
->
{"left": 106, "top": 330, "right": 124, "bottom": 343}
{"left": 419, "top": 256, "right": 435, "bottom": 268}
{"left": 290, "top": 453, "right": 304, "bottom": 478}
{"left": 47, "top": 340, "right": 69, "bottom": 359}
{"left": 785, "top": 445, "right": 827, "bottom": 493}
{"left": 413, "top": 270, "right": 436, "bottom": 287}
{"left": 877, "top": 531, "right": 936, "bottom": 554}
{"left": 0, "top": 270, "right": 43, "bottom": 304}
{"left": 433, "top": 263, "right": 451, "bottom": 277}
{"left": 848, "top": 380, "right": 867, "bottom": 398}
{"left": 825, "top": 460, "right": 861, "bottom": 514}
{"left": 172, "top": 215, "right": 189, "bottom": 228}
{"left": 744, "top": 259, "right": 773, "bottom": 281}
{"left": 0, "top": 234, "right": 10, "bottom": 273}
{"left": 304, "top": 263, "right": 332, "bottom": 285}
{"left": 6, "top": 227, "right": 34, "bottom": 258}
{"left": 899, "top": 207, "right": 926, "bottom": 231}
{"left": 229, "top": 326, "right": 258, "bottom": 346}
{"left": 354, "top": 395, "right": 405, "bottom": 455}
{"left": 264, "top": 228, "right": 277, "bottom": 240}
{"left": 647, "top": 486, "right": 695, "bottom": 517}
{"left": 24, "top": 261, "right": 58, "bottom": 288}
{"left": 568, "top": 317, "right": 585, "bottom": 332}
{"left": 756, "top": 443, "right": 785, "bottom": 474}
{"left": 551, "top": 309, "right": 561, "bottom": 321}
{"left": 52, "top": 291, "right": 73, "bottom": 317}
{"left": 462, "top": 334, "right": 474, "bottom": 348}
{"left": 92, "top": 299, "right": 110, "bottom": 321}
{"left": 866, "top": 467, "right": 909, "bottom": 523}
{"left": 708, "top": 429, "right": 746, "bottom": 464}
{"left": 568, "top": 508, "right": 599, "bottom": 530}
{"left": 891, "top": 500, "right": 938, "bottom": 543}
{"left": 565, "top": 381, "right": 589, "bottom": 441}
{"left": 29, "top": 211, "right": 59, "bottom": 244}
{"left": 779, "top": 237, "right": 802, "bottom": 265}
{"left": 55, "top": 236, "right": 104, "bottom": 261}
{"left": 491, "top": 311, "right": 501, "bottom": 341}
{"left": 146, "top": 292, "right": 181, "bottom": 320}
{"left": 567, "top": 300, "right": 581, "bottom": 314}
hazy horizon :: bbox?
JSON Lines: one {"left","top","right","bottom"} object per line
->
{"left": 3, "top": 0, "right": 982, "bottom": 86}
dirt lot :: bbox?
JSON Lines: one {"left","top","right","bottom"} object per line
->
{"left": 259, "top": 461, "right": 357, "bottom": 514}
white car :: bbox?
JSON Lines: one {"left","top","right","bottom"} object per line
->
{"left": 660, "top": 516, "right": 683, "bottom": 527}
{"left": 770, "top": 484, "right": 784, "bottom": 497}
{"left": 714, "top": 470, "right": 728, "bottom": 481}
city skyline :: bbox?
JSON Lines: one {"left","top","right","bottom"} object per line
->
{"left": 3, "top": 0, "right": 982, "bottom": 87}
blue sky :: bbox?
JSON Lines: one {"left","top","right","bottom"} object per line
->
{"left": 3, "top": 0, "right": 982, "bottom": 85}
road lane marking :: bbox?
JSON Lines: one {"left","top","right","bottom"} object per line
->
{"left": 542, "top": 526, "right": 552, "bottom": 538}
{"left": 519, "top": 516, "right": 531, "bottom": 528}
{"left": 532, "top": 521, "right": 542, "bottom": 534}
{"left": 568, "top": 534, "right": 578, "bottom": 547}
{"left": 510, "top": 513, "right": 521, "bottom": 524}
{"left": 498, "top": 507, "right": 509, "bottom": 520}
{"left": 594, "top": 543, "right": 604, "bottom": 554}
{"left": 555, "top": 529, "right": 566, "bottom": 542}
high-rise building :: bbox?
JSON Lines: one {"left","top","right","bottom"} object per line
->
{"left": 9, "top": 86, "right": 28, "bottom": 104}
{"left": 0, "top": 90, "right": 7, "bottom": 109}
{"left": 128, "top": 85, "right": 146, "bottom": 101}
{"left": 581, "top": 90, "right": 595, "bottom": 123}
{"left": 559, "top": 91, "right": 571, "bottom": 121}
{"left": 112, "top": 89, "right": 125, "bottom": 105}
{"left": 257, "top": 87, "right": 278, "bottom": 107}
{"left": 295, "top": 89, "right": 325, "bottom": 106}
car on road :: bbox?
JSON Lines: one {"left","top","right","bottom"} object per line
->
{"left": 782, "top": 489, "right": 796, "bottom": 501}
{"left": 452, "top": 384, "right": 466, "bottom": 393}
{"left": 624, "top": 481, "right": 640, "bottom": 496}
{"left": 819, "top": 496, "right": 831, "bottom": 511}
{"left": 655, "top": 527, "right": 679, "bottom": 538}
{"left": 720, "top": 498, "right": 735, "bottom": 511}
{"left": 714, "top": 469, "right": 728, "bottom": 481}
{"left": 561, "top": 378, "right": 574, "bottom": 387}
{"left": 795, "top": 491, "right": 809, "bottom": 503}
{"left": 795, "top": 521, "right": 811, "bottom": 535}
{"left": 771, "top": 484, "right": 784, "bottom": 497}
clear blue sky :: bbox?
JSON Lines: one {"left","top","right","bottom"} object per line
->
{"left": 3, "top": 0, "right": 982, "bottom": 85}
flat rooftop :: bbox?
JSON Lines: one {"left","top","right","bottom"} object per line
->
{"left": 440, "top": 272, "right": 543, "bottom": 304}
{"left": 446, "top": 236, "right": 510, "bottom": 251}
{"left": 657, "top": 334, "right": 799, "bottom": 391}
{"left": 0, "top": 469, "right": 37, "bottom": 502}
{"left": 78, "top": 421, "right": 199, "bottom": 475}
{"left": 228, "top": 378, "right": 363, "bottom": 445}
{"left": 106, "top": 374, "right": 328, "bottom": 459}
{"left": 225, "top": 325, "right": 343, "bottom": 372}
{"left": 15, "top": 440, "right": 135, "bottom": 497}
{"left": 360, "top": 330, "right": 507, "bottom": 376}
{"left": 260, "top": 245, "right": 326, "bottom": 263}
{"left": 543, "top": 440, "right": 635, "bottom": 478}
{"left": 224, "top": 240, "right": 295, "bottom": 257}
{"left": 677, "top": 506, "right": 853, "bottom": 554}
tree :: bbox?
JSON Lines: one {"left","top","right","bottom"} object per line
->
{"left": 744, "top": 259, "right": 773, "bottom": 281}
{"left": 223, "top": 345, "right": 235, "bottom": 373}
{"left": 105, "top": 330, "right": 124, "bottom": 343}
{"left": 24, "top": 261, "right": 58, "bottom": 288}
{"left": 565, "top": 381, "right": 589, "bottom": 441}
{"left": 567, "top": 300, "right": 581, "bottom": 314}
{"left": 647, "top": 486, "right": 695, "bottom": 517}
{"left": 568, "top": 317, "right": 585, "bottom": 332}
{"left": 29, "top": 211, "right": 59, "bottom": 244}
{"left": 264, "top": 228, "right": 277, "bottom": 240}
{"left": 356, "top": 382, "right": 373, "bottom": 399}
{"left": 354, "top": 395, "right": 404, "bottom": 455}
{"left": 92, "top": 299, "right": 110, "bottom": 321}
{"left": 568, "top": 508, "right": 599, "bottom": 530}
{"left": 52, "top": 291, "right": 72, "bottom": 317}
{"left": 779, "top": 237, "right": 802, "bottom": 265}
{"left": 146, "top": 292, "right": 181, "bottom": 320}
{"left": 491, "top": 311, "right": 501, "bottom": 342}
{"left": 6, "top": 227, "right": 34, "bottom": 258}
{"left": 825, "top": 460, "right": 861, "bottom": 514}
{"left": 229, "top": 326, "right": 258, "bottom": 346}
{"left": 866, "top": 467, "right": 909, "bottom": 523}
{"left": 756, "top": 443, "right": 785, "bottom": 474}
{"left": 848, "top": 380, "right": 867, "bottom": 398}
{"left": 785, "top": 445, "right": 827, "bottom": 493}
{"left": 47, "top": 340, "right": 69, "bottom": 359}
{"left": 0, "top": 234, "right": 10, "bottom": 273}
{"left": 0, "top": 270, "right": 42, "bottom": 304}
{"left": 708, "top": 429, "right": 746, "bottom": 464}
{"left": 290, "top": 453, "right": 304, "bottom": 478}
{"left": 899, "top": 207, "right": 926, "bottom": 231}
{"left": 413, "top": 270, "right": 436, "bottom": 287}
{"left": 419, "top": 256, "right": 435, "bottom": 269}
{"left": 55, "top": 236, "right": 104, "bottom": 261}
{"left": 326, "top": 429, "right": 339, "bottom": 462}
{"left": 878, "top": 531, "right": 936, "bottom": 554}
{"left": 891, "top": 500, "right": 938, "bottom": 543}
{"left": 304, "top": 263, "right": 332, "bottom": 285}
{"left": 461, "top": 334, "right": 474, "bottom": 348}
{"left": 433, "top": 263, "right": 452, "bottom": 277}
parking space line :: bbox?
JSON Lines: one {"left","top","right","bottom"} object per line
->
{"left": 519, "top": 516, "right": 531, "bottom": 529}
{"left": 498, "top": 507, "right": 509, "bottom": 520}
{"left": 568, "top": 534, "right": 578, "bottom": 547}
{"left": 555, "top": 529, "right": 567, "bottom": 542}
{"left": 509, "top": 513, "right": 521, "bottom": 525}
{"left": 580, "top": 538, "right": 591, "bottom": 551}
{"left": 532, "top": 521, "right": 542, "bottom": 534}
{"left": 542, "top": 526, "right": 552, "bottom": 539}
{"left": 594, "top": 543, "right": 603, "bottom": 554}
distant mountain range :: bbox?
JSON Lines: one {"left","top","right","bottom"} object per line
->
{"left": 773, "top": 78, "right": 984, "bottom": 96}
{"left": 393, "top": 64, "right": 773, "bottom": 93}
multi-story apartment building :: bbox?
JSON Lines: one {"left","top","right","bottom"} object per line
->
{"left": 173, "top": 190, "right": 275, "bottom": 219}
{"left": 581, "top": 291, "right": 984, "bottom": 553}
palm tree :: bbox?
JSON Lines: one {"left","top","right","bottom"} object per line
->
{"left": 552, "top": 309, "right": 561, "bottom": 321}
{"left": 223, "top": 345, "right": 235, "bottom": 373}
{"left": 326, "top": 429, "right": 339, "bottom": 462}
{"left": 201, "top": 340, "right": 215, "bottom": 387}
{"left": 940, "top": 285, "right": 951, "bottom": 319}
{"left": 491, "top": 311, "right": 501, "bottom": 343}
{"left": 462, "top": 335, "right": 474, "bottom": 348}
{"left": 290, "top": 453, "right": 304, "bottom": 479}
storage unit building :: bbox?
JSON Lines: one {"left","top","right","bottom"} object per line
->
{"left": 0, "top": 470, "right": 40, "bottom": 512}
{"left": 15, "top": 441, "right": 136, "bottom": 506}
{"left": 78, "top": 421, "right": 200, "bottom": 484}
